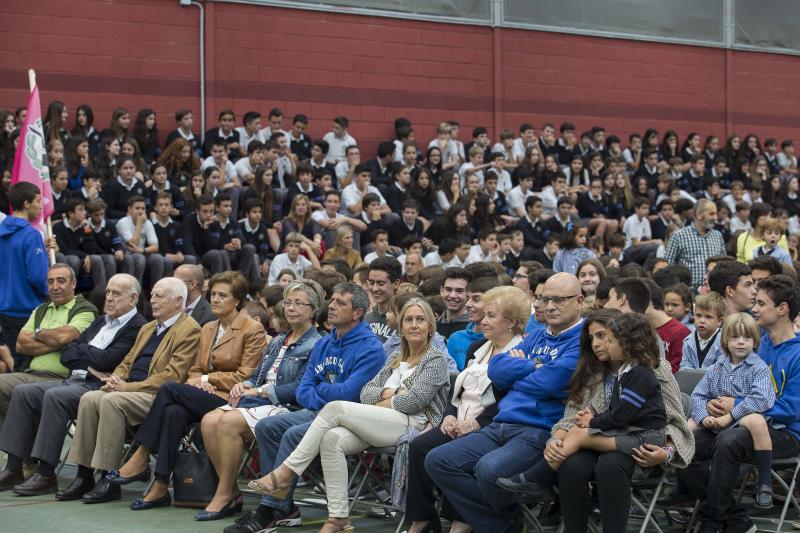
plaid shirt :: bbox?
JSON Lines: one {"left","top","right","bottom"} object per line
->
{"left": 664, "top": 224, "right": 726, "bottom": 289}
{"left": 690, "top": 352, "right": 775, "bottom": 424}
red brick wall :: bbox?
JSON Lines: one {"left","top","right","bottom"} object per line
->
{"left": 2, "top": 0, "right": 800, "bottom": 153}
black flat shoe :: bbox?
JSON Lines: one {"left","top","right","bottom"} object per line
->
{"left": 81, "top": 478, "right": 121, "bottom": 504}
{"left": 130, "top": 491, "right": 171, "bottom": 510}
{"left": 194, "top": 497, "right": 244, "bottom": 521}
{"left": 56, "top": 476, "right": 95, "bottom": 501}
{"left": 106, "top": 467, "right": 151, "bottom": 486}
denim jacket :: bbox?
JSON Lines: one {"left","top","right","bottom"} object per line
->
{"left": 240, "top": 327, "right": 320, "bottom": 409}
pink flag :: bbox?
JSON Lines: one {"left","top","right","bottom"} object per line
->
{"left": 10, "top": 84, "right": 54, "bottom": 232}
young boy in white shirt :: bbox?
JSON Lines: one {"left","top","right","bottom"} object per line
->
{"left": 322, "top": 116, "right": 356, "bottom": 164}
{"left": 234, "top": 140, "right": 265, "bottom": 183}
{"left": 363, "top": 229, "right": 390, "bottom": 264}
{"left": 729, "top": 201, "right": 752, "bottom": 236}
{"left": 466, "top": 228, "right": 500, "bottom": 265}
{"left": 267, "top": 232, "right": 319, "bottom": 285}
{"left": 623, "top": 197, "right": 661, "bottom": 264}
{"left": 202, "top": 140, "right": 239, "bottom": 185}
{"left": 115, "top": 195, "right": 165, "bottom": 288}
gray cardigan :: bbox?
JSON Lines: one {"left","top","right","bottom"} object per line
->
{"left": 553, "top": 356, "right": 695, "bottom": 470}
{"left": 360, "top": 344, "right": 450, "bottom": 427}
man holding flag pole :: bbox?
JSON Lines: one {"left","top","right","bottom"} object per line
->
{"left": 0, "top": 70, "right": 57, "bottom": 371}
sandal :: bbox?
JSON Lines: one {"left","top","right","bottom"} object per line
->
{"left": 247, "top": 471, "right": 291, "bottom": 500}
{"left": 320, "top": 517, "right": 354, "bottom": 533}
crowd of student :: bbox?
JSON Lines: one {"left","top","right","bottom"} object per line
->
{"left": 2, "top": 103, "right": 800, "bottom": 533}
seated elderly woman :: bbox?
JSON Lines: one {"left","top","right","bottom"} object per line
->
{"left": 405, "top": 286, "right": 530, "bottom": 533}
{"left": 106, "top": 271, "right": 266, "bottom": 511}
{"left": 198, "top": 279, "right": 325, "bottom": 521}
{"left": 248, "top": 298, "right": 450, "bottom": 533}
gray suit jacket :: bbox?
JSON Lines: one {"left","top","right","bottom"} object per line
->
{"left": 191, "top": 297, "right": 215, "bottom": 326}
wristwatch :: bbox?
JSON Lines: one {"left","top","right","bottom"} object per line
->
{"left": 33, "top": 328, "right": 42, "bottom": 340}
{"left": 257, "top": 386, "right": 264, "bottom": 397}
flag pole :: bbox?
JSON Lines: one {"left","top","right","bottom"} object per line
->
{"left": 27, "top": 69, "right": 55, "bottom": 265}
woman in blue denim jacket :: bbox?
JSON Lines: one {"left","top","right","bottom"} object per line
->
{"left": 198, "top": 279, "right": 324, "bottom": 520}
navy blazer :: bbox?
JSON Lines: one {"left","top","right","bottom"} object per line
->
{"left": 60, "top": 312, "right": 148, "bottom": 376}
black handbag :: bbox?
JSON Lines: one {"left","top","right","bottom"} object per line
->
{"left": 172, "top": 450, "right": 218, "bottom": 508}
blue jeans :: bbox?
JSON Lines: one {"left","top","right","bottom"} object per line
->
{"left": 425, "top": 422, "right": 550, "bottom": 533}
{"left": 253, "top": 408, "right": 316, "bottom": 514}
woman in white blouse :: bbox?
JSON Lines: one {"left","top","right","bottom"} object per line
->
{"left": 405, "top": 286, "right": 532, "bottom": 533}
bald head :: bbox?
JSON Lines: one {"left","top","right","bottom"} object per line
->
{"left": 175, "top": 264, "right": 204, "bottom": 301}
{"left": 541, "top": 273, "right": 583, "bottom": 333}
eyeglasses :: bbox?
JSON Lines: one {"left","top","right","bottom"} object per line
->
{"left": 539, "top": 295, "right": 580, "bottom": 306}
{"left": 284, "top": 300, "right": 313, "bottom": 309}
{"left": 513, "top": 273, "right": 527, "bottom": 280}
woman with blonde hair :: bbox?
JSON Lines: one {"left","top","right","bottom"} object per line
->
{"left": 404, "top": 286, "right": 530, "bottom": 533}
{"left": 324, "top": 226, "right": 363, "bottom": 269}
{"left": 248, "top": 298, "right": 450, "bottom": 533}
{"left": 280, "top": 193, "right": 324, "bottom": 257}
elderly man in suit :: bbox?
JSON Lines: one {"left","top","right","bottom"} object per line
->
{"left": 59, "top": 276, "right": 201, "bottom": 504}
{"left": 0, "top": 274, "right": 146, "bottom": 496}
{"left": 175, "top": 264, "right": 214, "bottom": 326}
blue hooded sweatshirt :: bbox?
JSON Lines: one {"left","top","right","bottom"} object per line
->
{"left": 525, "top": 315, "right": 545, "bottom": 335}
{"left": 0, "top": 217, "right": 49, "bottom": 318}
{"left": 446, "top": 322, "right": 485, "bottom": 371}
{"left": 488, "top": 318, "right": 583, "bottom": 430}
{"left": 758, "top": 332, "right": 800, "bottom": 439}
{"left": 295, "top": 321, "right": 385, "bottom": 411}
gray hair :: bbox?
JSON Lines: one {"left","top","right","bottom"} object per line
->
{"left": 332, "top": 281, "right": 370, "bottom": 317}
{"left": 694, "top": 198, "right": 714, "bottom": 219}
{"left": 49, "top": 263, "right": 76, "bottom": 281}
{"left": 155, "top": 276, "right": 188, "bottom": 306}
{"left": 109, "top": 273, "right": 142, "bottom": 301}
{"left": 284, "top": 279, "right": 325, "bottom": 316}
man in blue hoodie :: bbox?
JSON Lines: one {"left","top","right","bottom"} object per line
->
{"left": 427, "top": 273, "right": 584, "bottom": 533}
{"left": 446, "top": 276, "right": 500, "bottom": 370}
{"left": 679, "top": 274, "right": 800, "bottom": 533}
{"left": 225, "top": 282, "right": 384, "bottom": 533}
{"left": 0, "top": 183, "right": 53, "bottom": 369}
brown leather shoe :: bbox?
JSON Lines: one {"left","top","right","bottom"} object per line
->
{"left": 0, "top": 469, "right": 23, "bottom": 491}
{"left": 12, "top": 473, "right": 58, "bottom": 496}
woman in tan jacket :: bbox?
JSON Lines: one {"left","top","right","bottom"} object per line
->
{"left": 106, "top": 271, "right": 266, "bottom": 511}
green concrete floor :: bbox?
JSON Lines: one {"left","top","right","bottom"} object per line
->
{"left": 0, "top": 457, "right": 401, "bottom": 533}
{"left": 3, "top": 452, "right": 799, "bottom": 532}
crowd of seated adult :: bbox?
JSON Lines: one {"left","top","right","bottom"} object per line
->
{"left": 3, "top": 103, "right": 800, "bottom": 533}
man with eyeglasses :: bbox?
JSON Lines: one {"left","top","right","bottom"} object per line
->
{"left": 0, "top": 274, "right": 145, "bottom": 496}
{"left": 427, "top": 273, "right": 584, "bottom": 532}
{"left": 174, "top": 264, "right": 214, "bottom": 326}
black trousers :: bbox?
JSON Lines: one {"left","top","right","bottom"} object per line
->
{"left": 557, "top": 450, "right": 635, "bottom": 533}
{"left": 677, "top": 426, "right": 800, "bottom": 529}
{"left": 406, "top": 425, "right": 463, "bottom": 523}
{"left": 134, "top": 382, "right": 226, "bottom": 477}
